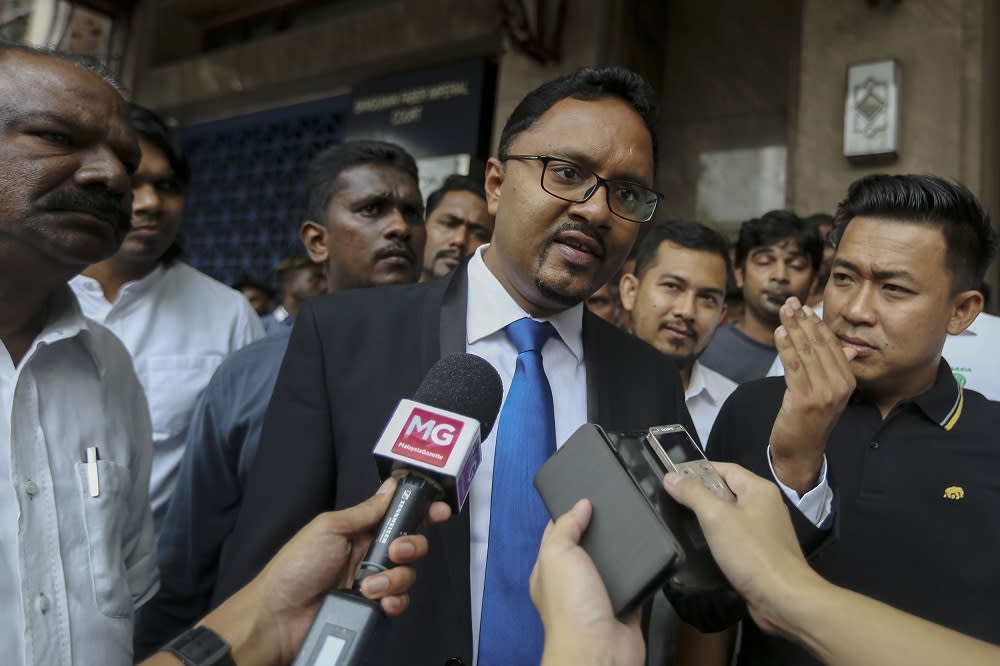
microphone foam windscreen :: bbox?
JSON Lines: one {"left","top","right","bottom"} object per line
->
{"left": 413, "top": 354, "right": 503, "bottom": 439}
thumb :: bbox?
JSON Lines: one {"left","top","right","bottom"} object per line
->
{"left": 327, "top": 477, "right": 397, "bottom": 535}
{"left": 547, "top": 498, "right": 593, "bottom": 546}
{"left": 662, "top": 472, "right": 721, "bottom": 517}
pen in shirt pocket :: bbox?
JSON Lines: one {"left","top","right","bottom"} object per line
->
{"left": 85, "top": 447, "right": 100, "bottom": 498}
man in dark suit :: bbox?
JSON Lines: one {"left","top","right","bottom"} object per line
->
{"left": 214, "top": 65, "right": 694, "bottom": 665}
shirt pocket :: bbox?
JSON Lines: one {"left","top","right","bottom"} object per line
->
{"left": 75, "top": 460, "right": 133, "bottom": 618}
{"left": 144, "top": 354, "right": 223, "bottom": 441}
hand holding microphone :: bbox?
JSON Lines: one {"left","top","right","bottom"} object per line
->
{"left": 292, "top": 354, "right": 502, "bottom": 665}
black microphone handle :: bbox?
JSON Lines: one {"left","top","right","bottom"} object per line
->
{"left": 353, "top": 469, "right": 444, "bottom": 591}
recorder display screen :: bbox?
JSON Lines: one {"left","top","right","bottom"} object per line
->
{"left": 650, "top": 429, "right": 703, "bottom": 465}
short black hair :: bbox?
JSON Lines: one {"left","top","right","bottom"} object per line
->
{"left": 735, "top": 210, "right": 823, "bottom": 272}
{"left": 231, "top": 275, "right": 275, "bottom": 299}
{"left": 426, "top": 174, "right": 486, "bottom": 218}
{"left": 632, "top": 220, "right": 733, "bottom": 284}
{"left": 832, "top": 174, "right": 998, "bottom": 293}
{"left": 0, "top": 40, "right": 124, "bottom": 94}
{"left": 129, "top": 103, "right": 190, "bottom": 186}
{"left": 497, "top": 65, "right": 660, "bottom": 169}
{"left": 306, "top": 140, "right": 419, "bottom": 223}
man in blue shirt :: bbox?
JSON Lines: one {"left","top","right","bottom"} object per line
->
{"left": 133, "top": 139, "right": 427, "bottom": 657}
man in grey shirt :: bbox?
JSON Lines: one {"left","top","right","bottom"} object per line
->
{"left": 699, "top": 210, "right": 821, "bottom": 383}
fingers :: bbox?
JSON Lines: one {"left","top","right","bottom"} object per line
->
{"left": 778, "top": 297, "right": 854, "bottom": 395}
{"left": 386, "top": 534, "right": 428, "bottom": 565}
{"left": 380, "top": 594, "right": 410, "bottom": 617}
{"left": 706, "top": 461, "right": 759, "bottom": 496}
{"left": 546, "top": 498, "right": 593, "bottom": 547}
{"left": 425, "top": 500, "right": 452, "bottom": 526}
{"left": 359, "top": 564, "right": 416, "bottom": 600}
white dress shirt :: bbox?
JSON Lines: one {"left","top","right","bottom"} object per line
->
{"left": 685, "top": 361, "right": 737, "bottom": 445}
{"left": 0, "top": 287, "right": 158, "bottom": 666}
{"left": 70, "top": 262, "right": 263, "bottom": 527}
{"left": 464, "top": 247, "right": 588, "bottom": 665}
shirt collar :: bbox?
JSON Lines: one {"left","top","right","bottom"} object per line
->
{"left": 73, "top": 263, "right": 166, "bottom": 304}
{"left": 850, "top": 358, "right": 963, "bottom": 431}
{"left": 910, "top": 358, "right": 964, "bottom": 431}
{"left": 466, "top": 245, "right": 584, "bottom": 362}
{"left": 32, "top": 286, "right": 105, "bottom": 376}
{"left": 685, "top": 361, "right": 728, "bottom": 404}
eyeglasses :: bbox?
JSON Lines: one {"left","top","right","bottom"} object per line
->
{"left": 503, "top": 154, "right": 662, "bottom": 223}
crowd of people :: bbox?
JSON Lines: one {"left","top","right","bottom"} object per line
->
{"left": 2, "top": 38, "right": 999, "bottom": 666}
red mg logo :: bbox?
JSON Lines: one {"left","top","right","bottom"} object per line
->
{"left": 392, "top": 407, "right": 464, "bottom": 468}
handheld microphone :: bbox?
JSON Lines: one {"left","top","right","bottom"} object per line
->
{"left": 292, "top": 354, "right": 502, "bottom": 666}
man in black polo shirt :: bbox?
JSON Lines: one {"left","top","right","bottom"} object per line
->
{"left": 684, "top": 174, "right": 1000, "bottom": 665}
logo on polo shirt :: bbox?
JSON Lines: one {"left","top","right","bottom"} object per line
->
{"left": 944, "top": 486, "right": 965, "bottom": 500}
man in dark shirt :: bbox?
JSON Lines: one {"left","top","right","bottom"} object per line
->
{"left": 699, "top": 210, "right": 822, "bottom": 383}
{"left": 686, "top": 174, "right": 1000, "bottom": 665}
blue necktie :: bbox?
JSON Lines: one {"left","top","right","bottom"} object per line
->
{"left": 478, "top": 317, "right": 557, "bottom": 665}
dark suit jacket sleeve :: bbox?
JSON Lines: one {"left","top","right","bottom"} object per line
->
{"left": 211, "top": 302, "right": 336, "bottom": 604}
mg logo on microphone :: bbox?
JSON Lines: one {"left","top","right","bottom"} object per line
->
{"left": 392, "top": 407, "right": 465, "bottom": 468}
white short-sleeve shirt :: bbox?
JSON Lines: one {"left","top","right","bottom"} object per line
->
{"left": 71, "top": 262, "right": 263, "bottom": 526}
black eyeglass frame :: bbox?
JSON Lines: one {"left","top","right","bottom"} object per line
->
{"left": 502, "top": 154, "right": 663, "bottom": 223}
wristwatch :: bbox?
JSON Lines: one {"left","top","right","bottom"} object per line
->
{"left": 161, "top": 626, "right": 236, "bottom": 666}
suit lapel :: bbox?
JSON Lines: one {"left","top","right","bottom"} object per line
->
{"left": 436, "top": 266, "right": 475, "bottom": 656}
{"left": 583, "top": 309, "right": 616, "bottom": 425}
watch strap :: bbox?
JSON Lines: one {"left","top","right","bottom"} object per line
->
{"left": 161, "top": 626, "right": 236, "bottom": 666}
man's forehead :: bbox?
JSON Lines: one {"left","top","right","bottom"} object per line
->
{"left": 510, "top": 97, "right": 654, "bottom": 179}
{"left": 650, "top": 242, "right": 728, "bottom": 286}
{"left": 751, "top": 238, "right": 804, "bottom": 254}
{"left": 335, "top": 163, "right": 419, "bottom": 195}
{"left": 0, "top": 52, "right": 127, "bottom": 126}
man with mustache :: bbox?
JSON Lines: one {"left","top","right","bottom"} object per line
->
{"left": 0, "top": 42, "right": 158, "bottom": 665}
{"left": 70, "top": 104, "right": 263, "bottom": 529}
{"left": 619, "top": 220, "right": 736, "bottom": 445}
{"left": 421, "top": 174, "right": 494, "bottom": 281}
{"left": 133, "top": 139, "right": 427, "bottom": 657}
{"left": 686, "top": 174, "right": 1000, "bottom": 665}
{"left": 699, "top": 210, "right": 822, "bottom": 384}
{"left": 213, "top": 66, "right": 702, "bottom": 665}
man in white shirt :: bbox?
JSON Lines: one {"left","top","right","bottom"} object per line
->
{"left": 619, "top": 220, "right": 738, "bottom": 445}
{"left": 0, "top": 43, "right": 158, "bottom": 665}
{"left": 70, "top": 104, "right": 263, "bottom": 527}
{"left": 617, "top": 220, "right": 736, "bottom": 665}
{"left": 941, "top": 311, "right": 1000, "bottom": 400}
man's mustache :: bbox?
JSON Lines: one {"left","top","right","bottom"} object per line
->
{"left": 41, "top": 188, "right": 131, "bottom": 236}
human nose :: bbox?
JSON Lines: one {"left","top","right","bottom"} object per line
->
{"left": 383, "top": 207, "right": 411, "bottom": 239}
{"left": 448, "top": 225, "right": 468, "bottom": 250}
{"left": 841, "top": 282, "right": 878, "bottom": 325}
{"left": 672, "top": 290, "right": 696, "bottom": 320}
{"left": 771, "top": 259, "right": 790, "bottom": 283}
{"left": 75, "top": 145, "right": 131, "bottom": 198}
{"left": 132, "top": 183, "right": 160, "bottom": 215}
{"left": 567, "top": 180, "right": 613, "bottom": 229}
